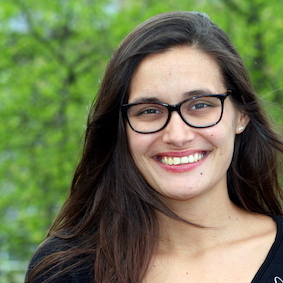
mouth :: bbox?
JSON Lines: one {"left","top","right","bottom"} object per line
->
{"left": 159, "top": 152, "right": 207, "bottom": 166}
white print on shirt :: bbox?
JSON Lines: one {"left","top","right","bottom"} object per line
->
{"left": 274, "top": 276, "right": 283, "bottom": 283}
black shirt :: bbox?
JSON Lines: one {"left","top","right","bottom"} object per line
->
{"left": 252, "top": 216, "right": 283, "bottom": 282}
{"left": 26, "top": 236, "right": 94, "bottom": 282}
{"left": 26, "top": 216, "right": 283, "bottom": 282}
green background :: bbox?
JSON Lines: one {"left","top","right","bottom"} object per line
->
{"left": 1, "top": 0, "right": 282, "bottom": 281}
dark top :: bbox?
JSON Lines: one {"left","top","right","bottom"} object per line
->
{"left": 25, "top": 236, "right": 94, "bottom": 282}
{"left": 26, "top": 216, "right": 283, "bottom": 282}
{"left": 252, "top": 216, "right": 283, "bottom": 282}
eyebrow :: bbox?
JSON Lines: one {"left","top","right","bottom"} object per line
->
{"left": 130, "top": 97, "right": 161, "bottom": 104}
{"left": 183, "top": 89, "right": 214, "bottom": 98}
{"left": 130, "top": 89, "right": 214, "bottom": 104}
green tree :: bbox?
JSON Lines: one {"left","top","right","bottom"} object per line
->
{"left": 0, "top": 0, "right": 121, "bottom": 280}
{"left": 0, "top": 0, "right": 282, "bottom": 282}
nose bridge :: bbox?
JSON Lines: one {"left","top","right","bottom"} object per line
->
{"left": 166, "top": 109, "right": 188, "bottom": 129}
{"left": 162, "top": 109, "right": 195, "bottom": 145}
{"left": 167, "top": 103, "right": 183, "bottom": 123}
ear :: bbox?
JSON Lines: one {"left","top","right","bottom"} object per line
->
{"left": 236, "top": 112, "right": 250, "bottom": 134}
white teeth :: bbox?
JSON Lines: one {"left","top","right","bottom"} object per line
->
{"left": 188, "top": 155, "right": 195, "bottom": 163}
{"left": 163, "top": 157, "right": 174, "bottom": 165}
{"left": 181, "top": 156, "right": 189, "bottom": 164}
{"left": 161, "top": 153, "right": 204, "bottom": 165}
{"left": 173, "top": 157, "right": 180, "bottom": 165}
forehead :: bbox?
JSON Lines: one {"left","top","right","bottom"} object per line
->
{"left": 128, "top": 46, "right": 225, "bottom": 104}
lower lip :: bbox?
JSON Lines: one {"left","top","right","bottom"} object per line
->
{"left": 156, "top": 154, "right": 208, "bottom": 173}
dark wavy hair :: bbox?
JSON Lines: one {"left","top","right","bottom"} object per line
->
{"left": 26, "top": 11, "right": 283, "bottom": 283}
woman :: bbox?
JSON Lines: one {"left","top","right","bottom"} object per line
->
{"left": 26, "top": 11, "right": 283, "bottom": 282}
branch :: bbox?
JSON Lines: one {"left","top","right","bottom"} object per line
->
{"left": 222, "top": 0, "right": 247, "bottom": 17}
{"left": 12, "top": 0, "right": 67, "bottom": 65}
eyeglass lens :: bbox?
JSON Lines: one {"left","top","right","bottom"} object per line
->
{"left": 126, "top": 95, "right": 224, "bottom": 133}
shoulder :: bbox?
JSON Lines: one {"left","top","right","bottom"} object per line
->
{"left": 25, "top": 236, "right": 94, "bottom": 282}
{"left": 27, "top": 236, "right": 76, "bottom": 269}
{"left": 274, "top": 215, "right": 283, "bottom": 227}
{"left": 272, "top": 215, "right": 283, "bottom": 253}
{"left": 30, "top": 236, "right": 69, "bottom": 261}
{"left": 253, "top": 216, "right": 283, "bottom": 282}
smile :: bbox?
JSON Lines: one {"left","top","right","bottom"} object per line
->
{"left": 160, "top": 153, "right": 205, "bottom": 165}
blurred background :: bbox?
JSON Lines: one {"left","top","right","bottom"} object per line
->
{"left": 1, "top": 0, "right": 282, "bottom": 282}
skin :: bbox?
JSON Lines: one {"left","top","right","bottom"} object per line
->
{"left": 126, "top": 46, "right": 277, "bottom": 282}
{"left": 127, "top": 46, "right": 246, "bottom": 205}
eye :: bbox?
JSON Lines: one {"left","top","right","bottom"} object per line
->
{"left": 137, "top": 108, "right": 162, "bottom": 115}
{"left": 191, "top": 102, "right": 210, "bottom": 110}
{"left": 129, "top": 104, "right": 165, "bottom": 117}
{"left": 185, "top": 97, "right": 220, "bottom": 111}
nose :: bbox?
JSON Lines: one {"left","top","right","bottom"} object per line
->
{"left": 162, "top": 111, "right": 196, "bottom": 146}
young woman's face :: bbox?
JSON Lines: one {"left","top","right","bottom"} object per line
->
{"left": 126, "top": 46, "right": 247, "bottom": 203}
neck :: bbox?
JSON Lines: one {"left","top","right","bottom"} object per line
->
{"left": 155, "top": 187, "right": 250, "bottom": 255}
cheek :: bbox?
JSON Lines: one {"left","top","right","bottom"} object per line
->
{"left": 127, "top": 130, "right": 140, "bottom": 153}
{"left": 206, "top": 125, "right": 236, "bottom": 153}
{"left": 127, "top": 127, "right": 150, "bottom": 159}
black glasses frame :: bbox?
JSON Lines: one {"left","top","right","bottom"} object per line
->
{"left": 122, "top": 90, "right": 232, "bottom": 134}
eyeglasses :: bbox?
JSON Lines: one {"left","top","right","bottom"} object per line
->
{"left": 122, "top": 90, "right": 231, "bottom": 134}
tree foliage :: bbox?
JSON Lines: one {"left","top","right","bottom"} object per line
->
{"left": 0, "top": 0, "right": 282, "bottom": 281}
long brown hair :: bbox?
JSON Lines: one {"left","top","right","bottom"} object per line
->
{"left": 26, "top": 11, "right": 283, "bottom": 282}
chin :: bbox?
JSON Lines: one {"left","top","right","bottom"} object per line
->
{"left": 156, "top": 187, "right": 201, "bottom": 202}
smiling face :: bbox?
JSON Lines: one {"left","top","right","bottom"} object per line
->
{"left": 126, "top": 46, "right": 248, "bottom": 204}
